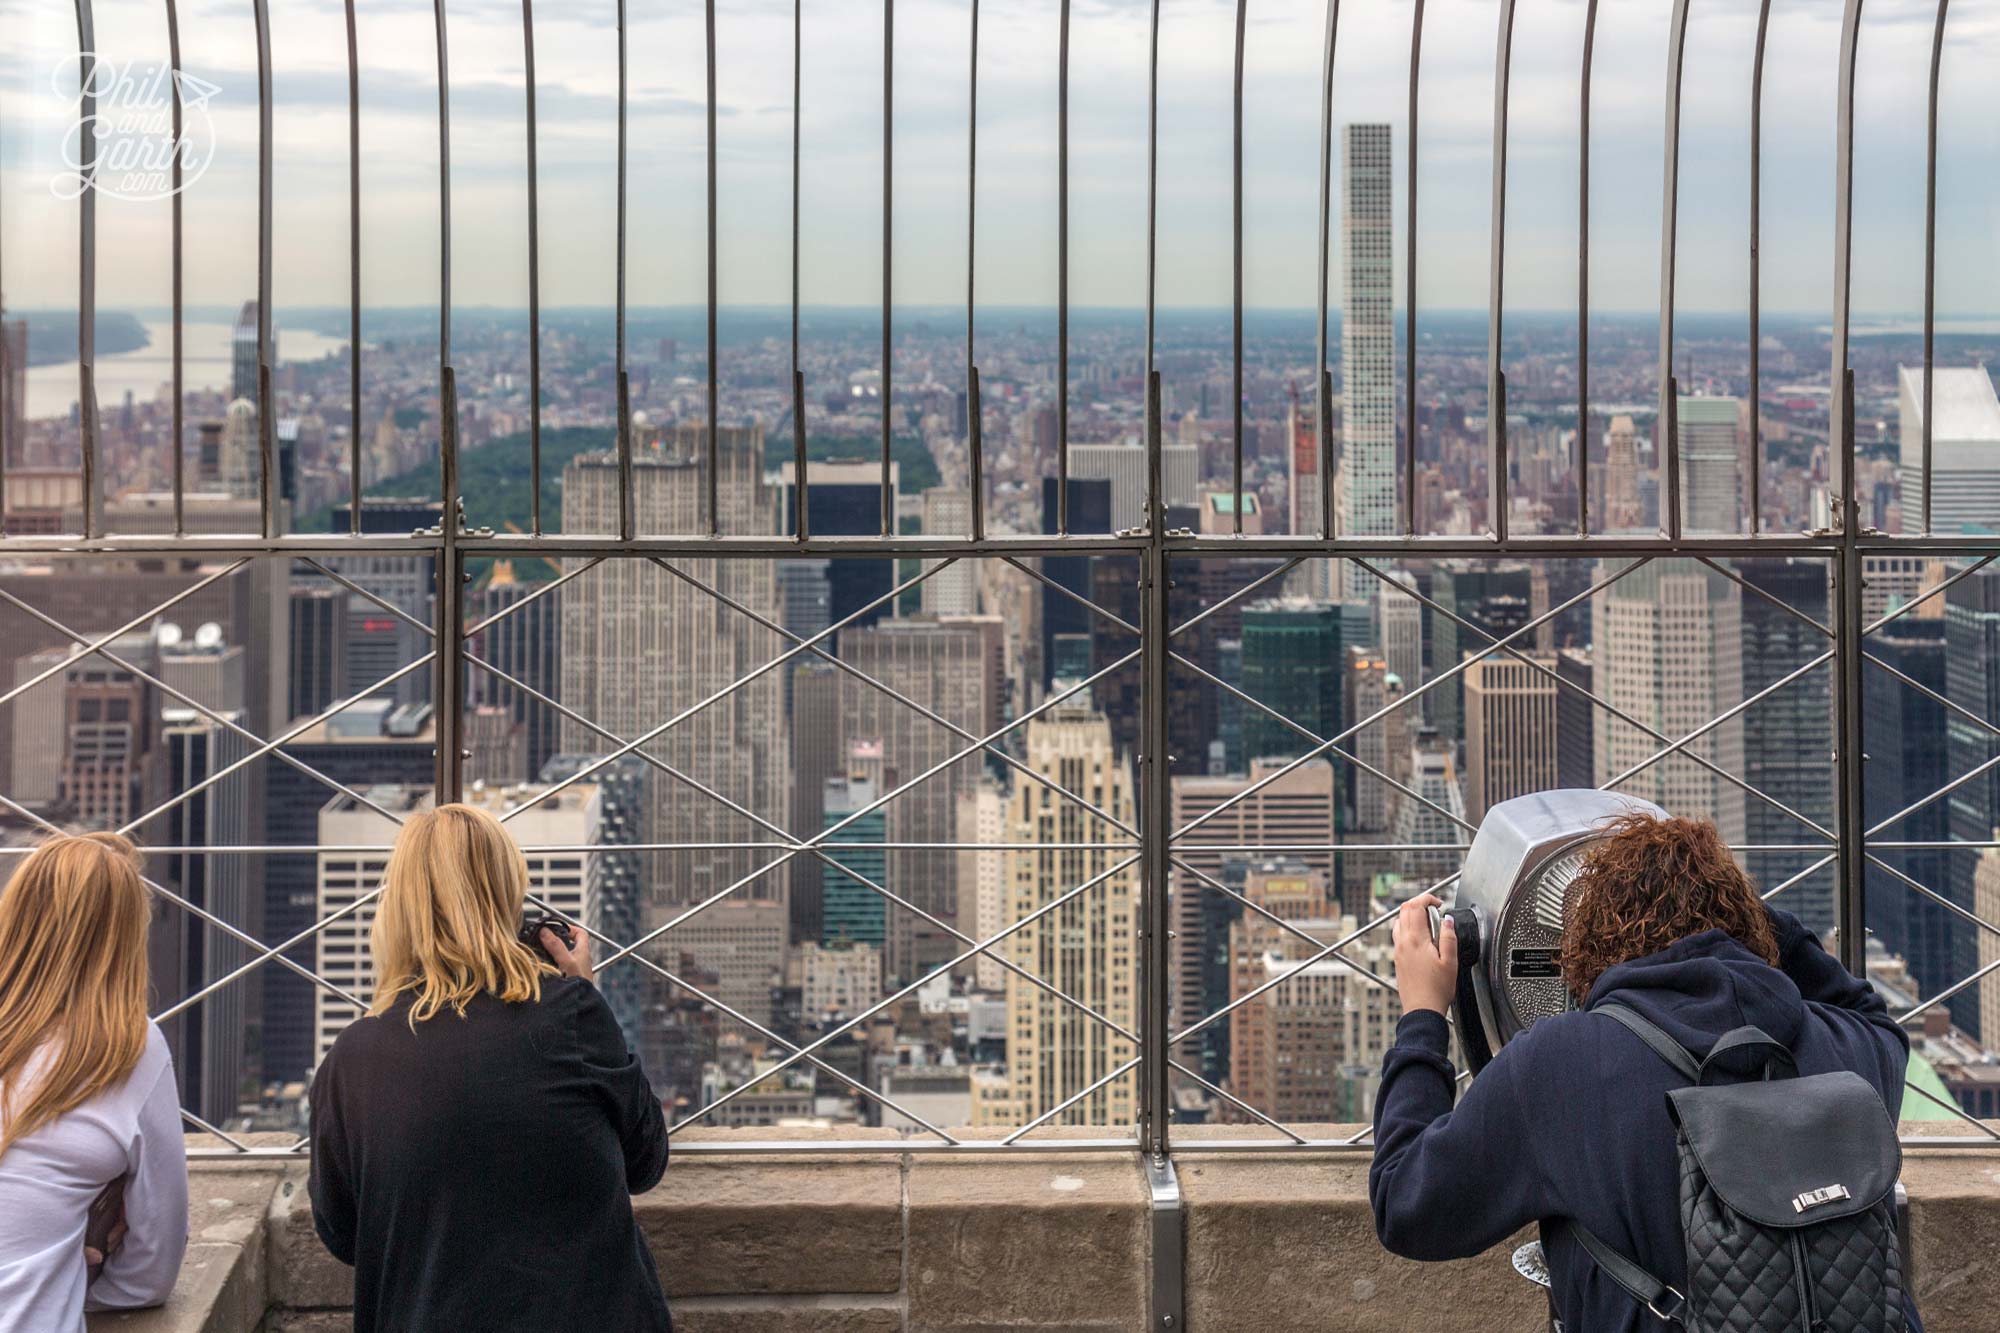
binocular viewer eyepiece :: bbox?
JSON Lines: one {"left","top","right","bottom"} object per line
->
{"left": 1438, "top": 789, "right": 1667, "bottom": 1075}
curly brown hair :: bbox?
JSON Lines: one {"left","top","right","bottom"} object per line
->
{"left": 1559, "top": 813, "right": 1778, "bottom": 1001}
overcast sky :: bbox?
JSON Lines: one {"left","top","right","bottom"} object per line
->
{"left": 0, "top": 0, "right": 1995, "bottom": 317}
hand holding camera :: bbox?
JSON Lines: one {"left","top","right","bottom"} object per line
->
{"left": 520, "top": 915, "right": 593, "bottom": 982}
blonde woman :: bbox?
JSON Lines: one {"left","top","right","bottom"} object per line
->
{"left": 0, "top": 833, "right": 189, "bottom": 1332}
{"left": 310, "top": 803, "right": 670, "bottom": 1332}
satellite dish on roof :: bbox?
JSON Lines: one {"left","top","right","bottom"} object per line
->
{"left": 155, "top": 622, "right": 184, "bottom": 650}
{"left": 194, "top": 622, "right": 224, "bottom": 651}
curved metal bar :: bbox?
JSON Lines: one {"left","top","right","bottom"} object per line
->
{"left": 793, "top": 0, "right": 807, "bottom": 539}
{"left": 523, "top": 0, "right": 543, "bottom": 535}
{"left": 616, "top": 0, "right": 633, "bottom": 540}
{"left": 254, "top": 0, "right": 276, "bottom": 538}
{"left": 1314, "top": 0, "right": 1339, "bottom": 540}
{"left": 706, "top": 0, "right": 719, "bottom": 537}
{"left": 1921, "top": 0, "right": 1950, "bottom": 536}
{"left": 880, "top": 0, "right": 895, "bottom": 537}
{"left": 166, "top": 0, "right": 185, "bottom": 535}
{"left": 967, "top": 0, "right": 982, "bottom": 539}
{"left": 1143, "top": 0, "right": 1160, "bottom": 524}
{"left": 1749, "top": 0, "right": 1772, "bottom": 536}
{"left": 1658, "top": 0, "right": 1691, "bottom": 541}
{"left": 1829, "top": 0, "right": 1863, "bottom": 519}
{"left": 1230, "top": 0, "right": 1244, "bottom": 534}
{"left": 1058, "top": 0, "right": 1072, "bottom": 534}
{"left": 1487, "top": 0, "right": 1515, "bottom": 544}
{"left": 74, "top": 0, "right": 98, "bottom": 539}
{"left": 1403, "top": 0, "right": 1422, "bottom": 536}
{"left": 1576, "top": 0, "right": 1596, "bottom": 535}
{"left": 344, "top": 0, "right": 361, "bottom": 532}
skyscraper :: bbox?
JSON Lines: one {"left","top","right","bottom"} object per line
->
{"left": 1039, "top": 476, "right": 1112, "bottom": 690}
{"left": 1555, "top": 647, "right": 1595, "bottom": 791}
{"left": 1677, "top": 396, "right": 1746, "bottom": 534}
{"left": 819, "top": 763, "right": 888, "bottom": 950}
{"left": 231, "top": 299, "right": 261, "bottom": 403}
{"left": 1898, "top": 366, "right": 2000, "bottom": 537}
{"left": 789, "top": 661, "right": 844, "bottom": 946}
{"left": 1737, "top": 559, "right": 1835, "bottom": 936}
{"left": 220, "top": 397, "right": 260, "bottom": 502}
{"left": 1394, "top": 729, "right": 1467, "bottom": 883}
{"left": 1462, "top": 654, "right": 1559, "bottom": 824}
{"left": 837, "top": 615, "right": 1002, "bottom": 982}
{"left": 1601, "top": 415, "right": 1646, "bottom": 533}
{"left": 1594, "top": 559, "right": 1745, "bottom": 843}
{"left": 776, "top": 458, "right": 896, "bottom": 638}
{"left": 1067, "top": 440, "right": 1198, "bottom": 533}
{"left": 0, "top": 312, "right": 24, "bottom": 468}
{"left": 467, "top": 561, "right": 564, "bottom": 782}
{"left": 288, "top": 587, "right": 349, "bottom": 723}
{"left": 1863, "top": 619, "right": 1949, "bottom": 999}
{"left": 976, "top": 696, "right": 1137, "bottom": 1129}
{"left": 1339, "top": 122, "right": 1395, "bottom": 601}
{"left": 1945, "top": 563, "right": 2000, "bottom": 1037}
{"left": 1237, "top": 599, "right": 1343, "bottom": 769}
{"left": 561, "top": 439, "right": 789, "bottom": 913}
{"left": 919, "top": 487, "right": 978, "bottom": 617}
{"left": 1431, "top": 561, "right": 1539, "bottom": 741}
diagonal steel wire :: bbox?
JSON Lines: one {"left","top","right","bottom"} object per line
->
{"left": 594, "top": 650, "right": 1141, "bottom": 980}
{"left": 1863, "top": 649, "right": 2000, "bottom": 739}
{"left": 1001, "top": 1055, "right": 1144, "bottom": 1145}
{"left": 1599, "top": 647, "right": 1834, "bottom": 795}
{"left": 152, "top": 881, "right": 381, "bottom": 1025}
{"left": 1168, "top": 1058, "right": 1309, "bottom": 1144}
{"left": 1694, "top": 556, "right": 1835, "bottom": 640}
{"left": 1351, "top": 557, "right": 1834, "bottom": 841}
{"left": 1862, "top": 554, "right": 1995, "bottom": 637}
{"left": 1867, "top": 749, "right": 2000, "bottom": 840}
{"left": 0, "top": 558, "right": 249, "bottom": 711}
{"left": 650, "top": 554, "right": 1142, "bottom": 839}
{"left": 1000, "top": 554, "right": 1140, "bottom": 638}
{"left": 1864, "top": 851, "right": 2000, "bottom": 944}
{"left": 1760, "top": 853, "right": 1837, "bottom": 903}
{"left": 1175, "top": 557, "right": 1652, "bottom": 843}
{"left": 503, "top": 553, "right": 956, "bottom": 821}
{"left": 0, "top": 786, "right": 369, "bottom": 1015}
{"left": 0, "top": 587, "right": 416, "bottom": 828}
{"left": 468, "top": 640, "right": 1145, "bottom": 1040}
{"left": 520, "top": 892, "right": 963, "bottom": 1143}
{"left": 118, "top": 654, "right": 436, "bottom": 837}
{"left": 1900, "top": 955, "right": 2000, "bottom": 1025}
{"left": 180, "top": 1107, "right": 252, "bottom": 1152}
{"left": 1168, "top": 556, "right": 1307, "bottom": 641}
{"left": 1171, "top": 856, "right": 1401, "bottom": 996}
{"left": 298, "top": 556, "right": 438, "bottom": 640}
{"left": 461, "top": 555, "right": 604, "bottom": 639}
{"left": 1902, "top": 1078, "right": 2000, "bottom": 1140}
{"left": 1169, "top": 649, "right": 1477, "bottom": 836}
{"left": 672, "top": 851, "right": 1141, "bottom": 1132}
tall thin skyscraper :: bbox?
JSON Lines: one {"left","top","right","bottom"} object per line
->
{"left": 561, "top": 434, "right": 790, "bottom": 913}
{"left": 231, "top": 300, "right": 261, "bottom": 403}
{"left": 1602, "top": 415, "right": 1645, "bottom": 533}
{"left": 975, "top": 695, "right": 1138, "bottom": 1129}
{"left": 1339, "top": 123, "right": 1395, "bottom": 600}
{"left": 919, "top": 487, "right": 978, "bottom": 616}
{"left": 1678, "top": 396, "right": 1746, "bottom": 534}
{"left": 1462, "top": 654, "right": 1559, "bottom": 824}
{"left": 467, "top": 561, "right": 564, "bottom": 782}
{"left": 1738, "top": 559, "right": 1835, "bottom": 936}
{"left": 0, "top": 311, "right": 25, "bottom": 468}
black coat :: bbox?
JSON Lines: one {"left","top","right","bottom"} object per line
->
{"left": 310, "top": 975, "right": 671, "bottom": 1332}
{"left": 1371, "top": 909, "right": 1919, "bottom": 1333}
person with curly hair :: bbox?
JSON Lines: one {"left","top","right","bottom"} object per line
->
{"left": 1368, "top": 813, "right": 1919, "bottom": 1332}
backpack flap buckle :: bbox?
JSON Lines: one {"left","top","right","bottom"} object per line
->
{"left": 1646, "top": 1286, "right": 1687, "bottom": 1324}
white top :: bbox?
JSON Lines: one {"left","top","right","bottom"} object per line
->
{"left": 0, "top": 1023, "right": 189, "bottom": 1333}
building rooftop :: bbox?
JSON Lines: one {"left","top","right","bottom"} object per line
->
{"left": 1899, "top": 365, "right": 2000, "bottom": 440}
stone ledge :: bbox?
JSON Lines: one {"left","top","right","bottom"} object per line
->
{"left": 82, "top": 1126, "right": 2000, "bottom": 1332}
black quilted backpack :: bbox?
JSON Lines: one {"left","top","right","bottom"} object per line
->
{"left": 1554, "top": 1003, "right": 1906, "bottom": 1332}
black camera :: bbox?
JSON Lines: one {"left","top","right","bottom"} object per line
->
{"left": 519, "top": 914, "right": 577, "bottom": 965}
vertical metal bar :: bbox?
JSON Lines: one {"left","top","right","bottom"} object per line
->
{"left": 1140, "top": 534, "right": 1171, "bottom": 1156}
{"left": 967, "top": 0, "right": 983, "bottom": 542}
{"left": 1831, "top": 0, "right": 1861, "bottom": 525}
{"left": 1833, "top": 0, "right": 1867, "bottom": 974}
{"left": 435, "top": 0, "right": 463, "bottom": 800}
{"left": 706, "top": 0, "right": 719, "bottom": 538}
{"left": 75, "top": 0, "right": 98, "bottom": 539}
{"left": 524, "top": 0, "right": 543, "bottom": 535}
{"left": 1749, "top": 0, "right": 1771, "bottom": 537}
{"left": 615, "top": 0, "right": 633, "bottom": 542}
{"left": 793, "top": 0, "right": 805, "bottom": 541}
{"left": 1404, "top": 0, "right": 1422, "bottom": 537}
{"left": 1314, "top": 0, "right": 1338, "bottom": 542}
{"left": 880, "top": 0, "right": 895, "bottom": 538}
{"left": 1146, "top": 1155, "right": 1185, "bottom": 1329}
{"left": 1836, "top": 374, "right": 1865, "bottom": 975}
{"left": 1058, "top": 0, "right": 1071, "bottom": 535}
{"left": 1922, "top": 0, "right": 1948, "bottom": 537}
{"left": 1144, "top": 0, "right": 1159, "bottom": 519}
{"left": 1577, "top": 0, "right": 1595, "bottom": 536}
{"left": 1488, "top": 0, "right": 1515, "bottom": 546}
{"left": 253, "top": 0, "right": 275, "bottom": 537}
{"left": 1658, "top": 0, "right": 1691, "bottom": 541}
{"left": 1230, "top": 0, "right": 1245, "bottom": 535}
{"left": 345, "top": 0, "right": 361, "bottom": 535}
{"left": 167, "top": 0, "right": 185, "bottom": 536}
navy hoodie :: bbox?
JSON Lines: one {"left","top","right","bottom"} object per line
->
{"left": 1370, "top": 909, "right": 1919, "bottom": 1333}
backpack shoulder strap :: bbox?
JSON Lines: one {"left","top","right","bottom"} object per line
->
{"left": 1593, "top": 1002, "right": 1701, "bottom": 1083}
{"left": 1551, "top": 1218, "right": 1687, "bottom": 1326}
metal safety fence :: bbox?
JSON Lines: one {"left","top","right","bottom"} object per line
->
{"left": 2, "top": 0, "right": 1995, "bottom": 1213}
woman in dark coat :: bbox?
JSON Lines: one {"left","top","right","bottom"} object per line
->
{"left": 310, "top": 802, "right": 670, "bottom": 1333}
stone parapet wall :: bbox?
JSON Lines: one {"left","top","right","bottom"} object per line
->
{"left": 85, "top": 1126, "right": 2000, "bottom": 1332}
